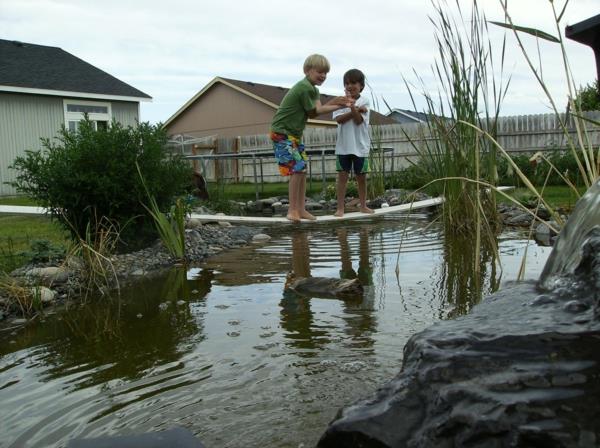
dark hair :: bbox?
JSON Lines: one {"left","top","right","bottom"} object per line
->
{"left": 343, "top": 69, "right": 365, "bottom": 91}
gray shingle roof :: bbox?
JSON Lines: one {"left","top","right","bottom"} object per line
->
{"left": 0, "top": 39, "right": 151, "bottom": 99}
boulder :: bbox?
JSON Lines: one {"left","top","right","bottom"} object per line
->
{"left": 318, "top": 197, "right": 600, "bottom": 447}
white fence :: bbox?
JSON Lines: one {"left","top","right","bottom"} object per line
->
{"left": 171, "top": 111, "right": 600, "bottom": 184}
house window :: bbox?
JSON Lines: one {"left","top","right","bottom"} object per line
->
{"left": 64, "top": 100, "right": 111, "bottom": 131}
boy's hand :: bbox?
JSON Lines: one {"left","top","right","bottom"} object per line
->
{"left": 332, "top": 95, "right": 354, "bottom": 107}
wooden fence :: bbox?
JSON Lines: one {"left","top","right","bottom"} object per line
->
{"left": 168, "top": 111, "right": 600, "bottom": 184}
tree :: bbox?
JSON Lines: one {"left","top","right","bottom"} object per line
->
{"left": 9, "top": 119, "right": 192, "bottom": 250}
{"left": 574, "top": 80, "right": 600, "bottom": 111}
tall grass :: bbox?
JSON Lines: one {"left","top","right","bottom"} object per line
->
{"left": 405, "top": 0, "right": 508, "bottom": 235}
{"left": 137, "top": 163, "right": 187, "bottom": 263}
{"left": 490, "top": 0, "right": 600, "bottom": 194}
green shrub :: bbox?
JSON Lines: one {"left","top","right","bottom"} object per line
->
{"left": 574, "top": 81, "right": 600, "bottom": 112}
{"left": 497, "top": 149, "right": 585, "bottom": 188}
{"left": 18, "top": 239, "right": 65, "bottom": 264}
{"left": 9, "top": 119, "right": 192, "bottom": 250}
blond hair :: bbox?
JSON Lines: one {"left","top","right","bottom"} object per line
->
{"left": 303, "top": 54, "right": 330, "bottom": 73}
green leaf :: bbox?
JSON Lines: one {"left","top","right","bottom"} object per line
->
{"left": 488, "top": 21, "right": 560, "bottom": 43}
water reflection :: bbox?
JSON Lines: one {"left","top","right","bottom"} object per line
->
{"left": 0, "top": 217, "right": 553, "bottom": 448}
{"left": 280, "top": 228, "right": 377, "bottom": 355}
{"left": 1, "top": 268, "right": 215, "bottom": 383}
{"left": 433, "top": 233, "right": 501, "bottom": 318}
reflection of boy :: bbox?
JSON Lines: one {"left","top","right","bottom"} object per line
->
{"left": 270, "top": 54, "right": 352, "bottom": 223}
{"left": 333, "top": 69, "right": 374, "bottom": 218}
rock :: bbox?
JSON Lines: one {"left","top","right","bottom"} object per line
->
{"left": 252, "top": 233, "right": 271, "bottom": 243}
{"left": 218, "top": 221, "right": 232, "bottom": 227}
{"left": 25, "top": 266, "right": 71, "bottom": 286}
{"left": 285, "top": 274, "right": 363, "bottom": 299}
{"left": 27, "top": 286, "right": 57, "bottom": 304}
{"left": 318, "top": 191, "right": 600, "bottom": 447}
{"left": 535, "top": 220, "right": 560, "bottom": 246}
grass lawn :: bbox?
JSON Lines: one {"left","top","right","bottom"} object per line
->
{"left": 0, "top": 215, "right": 70, "bottom": 273}
{"left": 206, "top": 180, "right": 335, "bottom": 202}
{"left": 498, "top": 185, "right": 586, "bottom": 212}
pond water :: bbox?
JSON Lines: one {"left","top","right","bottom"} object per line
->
{"left": 0, "top": 213, "right": 552, "bottom": 448}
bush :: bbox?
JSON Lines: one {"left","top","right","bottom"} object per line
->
{"left": 9, "top": 119, "right": 192, "bottom": 250}
{"left": 574, "top": 81, "right": 600, "bottom": 112}
{"left": 497, "top": 149, "right": 585, "bottom": 188}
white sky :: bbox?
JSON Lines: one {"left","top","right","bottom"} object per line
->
{"left": 1, "top": 0, "right": 597, "bottom": 124}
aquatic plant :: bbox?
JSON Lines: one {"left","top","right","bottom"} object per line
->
{"left": 489, "top": 0, "right": 600, "bottom": 194}
{"left": 404, "top": 0, "right": 508, "bottom": 236}
{"left": 137, "top": 163, "right": 187, "bottom": 263}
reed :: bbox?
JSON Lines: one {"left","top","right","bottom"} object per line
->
{"left": 137, "top": 163, "right": 187, "bottom": 263}
{"left": 405, "top": 0, "right": 508, "bottom": 236}
{"left": 66, "top": 214, "right": 121, "bottom": 300}
{"left": 490, "top": 0, "right": 600, "bottom": 193}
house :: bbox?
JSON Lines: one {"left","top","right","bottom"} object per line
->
{"left": 0, "top": 39, "right": 151, "bottom": 196}
{"left": 386, "top": 108, "right": 430, "bottom": 124}
{"left": 163, "top": 76, "right": 396, "bottom": 139}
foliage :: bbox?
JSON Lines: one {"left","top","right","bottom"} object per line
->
{"left": 0, "top": 272, "right": 43, "bottom": 317}
{"left": 496, "top": 149, "right": 586, "bottom": 188}
{"left": 574, "top": 81, "right": 600, "bottom": 112}
{"left": 8, "top": 118, "right": 192, "bottom": 250}
{"left": 138, "top": 164, "right": 187, "bottom": 262}
{"left": 491, "top": 0, "right": 600, "bottom": 192}
{"left": 18, "top": 239, "right": 65, "bottom": 264}
{"left": 323, "top": 179, "right": 358, "bottom": 201}
{"left": 68, "top": 216, "right": 121, "bottom": 300}
{"left": 404, "top": 0, "right": 506, "bottom": 236}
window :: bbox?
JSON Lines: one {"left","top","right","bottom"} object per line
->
{"left": 64, "top": 100, "right": 112, "bottom": 131}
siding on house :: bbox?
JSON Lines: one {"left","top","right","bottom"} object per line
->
{"left": 111, "top": 101, "right": 140, "bottom": 127}
{"left": 167, "top": 83, "right": 279, "bottom": 138}
{"left": 0, "top": 92, "right": 141, "bottom": 195}
{"left": 0, "top": 92, "right": 64, "bottom": 196}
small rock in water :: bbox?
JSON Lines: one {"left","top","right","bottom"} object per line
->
{"left": 228, "top": 320, "right": 241, "bottom": 326}
{"left": 227, "top": 331, "right": 240, "bottom": 337}
{"left": 252, "top": 233, "right": 271, "bottom": 243}
{"left": 176, "top": 300, "right": 186, "bottom": 306}
{"left": 136, "top": 313, "right": 143, "bottom": 319}
{"left": 158, "top": 302, "right": 168, "bottom": 311}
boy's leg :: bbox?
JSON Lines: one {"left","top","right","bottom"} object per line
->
{"left": 335, "top": 171, "right": 349, "bottom": 217}
{"left": 298, "top": 174, "right": 315, "bottom": 220}
{"left": 287, "top": 174, "right": 301, "bottom": 222}
{"left": 356, "top": 173, "right": 374, "bottom": 214}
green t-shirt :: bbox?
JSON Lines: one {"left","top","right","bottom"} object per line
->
{"left": 271, "top": 77, "right": 319, "bottom": 138}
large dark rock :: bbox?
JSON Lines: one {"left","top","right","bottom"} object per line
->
{"left": 318, "top": 195, "right": 600, "bottom": 447}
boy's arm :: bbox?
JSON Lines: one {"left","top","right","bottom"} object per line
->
{"left": 334, "top": 104, "right": 368, "bottom": 125}
{"left": 308, "top": 96, "right": 353, "bottom": 118}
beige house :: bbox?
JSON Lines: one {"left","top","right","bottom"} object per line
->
{"left": 163, "top": 77, "right": 395, "bottom": 138}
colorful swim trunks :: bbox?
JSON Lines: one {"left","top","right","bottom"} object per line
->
{"left": 270, "top": 131, "right": 308, "bottom": 176}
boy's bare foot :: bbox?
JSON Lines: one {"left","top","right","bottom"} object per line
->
{"left": 287, "top": 212, "right": 301, "bottom": 223}
{"left": 300, "top": 210, "right": 316, "bottom": 220}
{"left": 334, "top": 209, "right": 344, "bottom": 218}
{"left": 360, "top": 206, "right": 374, "bottom": 214}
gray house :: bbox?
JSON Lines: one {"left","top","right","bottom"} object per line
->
{"left": 0, "top": 39, "right": 151, "bottom": 196}
{"left": 386, "top": 108, "right": 430, "bottom": 124}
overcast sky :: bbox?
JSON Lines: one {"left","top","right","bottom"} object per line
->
{"left": 1, "top": 0, "right": 597, "bottom": 124}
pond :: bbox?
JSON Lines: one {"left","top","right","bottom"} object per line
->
{"left": 0, "top": 213, "right": 552, "bottom": 448}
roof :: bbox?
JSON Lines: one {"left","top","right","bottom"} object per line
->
{"left": 164, "top": 76, "right": 396, "bottom": 127}
{"left": 0, "top": 39, "right": 151, "bottom": 102}
{"left": 565, "top": 14, "right": 600, "bottom": 47}
{"left": 386, "top": 108, "right": 430, "bottom": 123}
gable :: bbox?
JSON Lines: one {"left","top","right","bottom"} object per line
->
{"left": 166, "top": 83, "right": 277, "bottom": 137}
{"left": 0, "top": 39, "right": 151, "bottom": 101}
{"left": 164, "top": 76, "right": 396, "bottom": 131}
